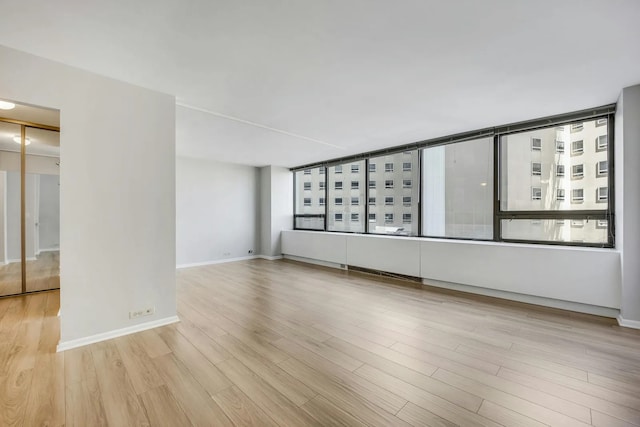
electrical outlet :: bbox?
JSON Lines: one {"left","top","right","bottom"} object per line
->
{"left": 129, "top": 307, "right": 155, "bottom": 319}
{"left": 248, "top": 249, "right": 254, "bottom": 254}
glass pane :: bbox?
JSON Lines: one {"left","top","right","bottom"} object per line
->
{"left": 422, "top": 138, "right": 493, "bottom": 239}
{"left": 25, "top": 127, "right": 60, "bottom": 292}
{"left": 327, "top": 161, "right": 365, "bottom": 232}
{"left": 501, "top": 219, "right": 608, "bottom": 244}
{"left": 500, "top": 118, "right": 609, "bottom": 211}
{"left": 294, "top": 167, "right": 325, "bottom": 230}
{"left": 369, "top": 151, "right": 419, "bottom": 236}
{"left": 0, "top": 121, "right": 23, "bottom": 296}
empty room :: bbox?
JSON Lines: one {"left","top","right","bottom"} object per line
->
{"left": 1, "top": 1, "right": 640, "bottom": 426}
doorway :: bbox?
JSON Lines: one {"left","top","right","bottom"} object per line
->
{"left": 0, "top": 100, "right": 60, "bottom": 296}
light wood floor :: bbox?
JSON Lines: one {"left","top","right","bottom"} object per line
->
{"left": 2, "top": 259, "right": 640, "bottom": 426}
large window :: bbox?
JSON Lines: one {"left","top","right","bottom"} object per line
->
{"left": 328, "top": 161, "right": 365, "bottom": 232}
{"left": 292, "top": 108, "right": 613, "bottom": 247}
{"left": 294, "top": 167, "right": 325, "bottom": 230}
{"left": 498, "top": 117, "right": 611, "bottom": 245}
{"left": 422, "top": 137, "right": 493, "bottom": 239}
{"left": 369, "top": 151, "right": 419, "bottom": 236}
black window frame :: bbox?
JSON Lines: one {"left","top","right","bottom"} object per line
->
{"left": 292, "top": 105, "right": 615, "bottom": 248}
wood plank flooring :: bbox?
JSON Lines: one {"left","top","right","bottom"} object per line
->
{"left": 1, "top": 258, "right": 640, "bottom": 426}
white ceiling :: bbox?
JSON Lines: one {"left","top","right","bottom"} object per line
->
{"left": 0, "top": 0, "right": 638, "bottom": 167}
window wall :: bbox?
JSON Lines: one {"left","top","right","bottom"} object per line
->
{"left": 292, "top": 108, "right": 614, "bottom": 247}
{"left": 294, "top": 167, "right": 325, "bottom": 230}
{"left": 328, "top": 161, "right": 365, "bottom": 232}
{"left": 499, "top": 118, "right": 611, "bottom": 244}
{"left": 422, "top": 138, "right": 493, "bottom": 239}
{"left": 369, "top": 151, "right": 419, "bottom": 236}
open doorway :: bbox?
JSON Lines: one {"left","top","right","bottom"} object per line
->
{"left": 0, "top": 99, "right": 60, "bottom": 296}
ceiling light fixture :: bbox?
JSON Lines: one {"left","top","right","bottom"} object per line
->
{"left": 0, "top": 100, "right": 16, "bottom": 110}
{"left": 12, "top": 135, "right": 31, "bottom": 145}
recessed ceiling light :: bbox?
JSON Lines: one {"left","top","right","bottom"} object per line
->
{"left": 12, "top": 135, "right": 31, "bottom": 145}
{"left": 0, "top": 100, "right": 16, "bottom": 110}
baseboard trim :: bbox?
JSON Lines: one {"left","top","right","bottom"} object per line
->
{"left": 617, "top": 315, "right": 640, "bottom": 329}
{"left": 56, "top": 315, "right": 180, "bottom": 352}
{"left": 7, "top": 257, "right": 36, "bottom": 263}
{"left": 257, "top": 255, "right": 283, "bottom": 261}
{"left": 38, "top": 247, "right": 60, "bottom": 253}
{"left": 176, "top": 255, "right": 258, "bottom": 269}
{"left": 423, "top": 278, "right": 619, "bottom": 318}
{"left": 283, "top": 254, "right": 347, "bottom": 270}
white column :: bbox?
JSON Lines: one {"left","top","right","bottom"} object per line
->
{"left": 617, "top": 84, "right": 640, "bottom": 328}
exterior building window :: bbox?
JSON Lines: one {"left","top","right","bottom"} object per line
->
{"left": 334, "top": 165, "right": 342, "bottom": 174}
{"left": 335, "top": 213, "right": 343, "bottom": 221}
{"left": 531, "top": 187, "right": 542, "bottom": 200}
{"left": 532, "top": 162, "right": 541, "bottom": 176}
{"left": 597, "top": 160, "right": 608, "bottom": 176}
{"left": 403, "top": 196, "right": 411, "bottom": 206}
{"left": 556, "top": 189, "right": 565, "bottom": 201}
{"left": 369, "top": 163, "right": 376, "bottom": 172}
{"left": 597, "top": 187, "right": 608, "bottom": 202}
{"left": 351, "top": 181, "right": 359, "bottom": 189}
{"left": 597, "top": 135, "right": 608, "bottom": 151}
{"left": 531, "top": 137, "right": 542, "bottom": 151}
{"left": 303, "top": 198, "right": 311, "bottom": 206}
{"left": 335, "top": 197, "right": 343, "bottom": 205}
{"left": 369, "top": 180, "right": 376, "bottom": 189}
{"left": 385, "top": 180, "right": 394, "bottom": 189}
{"left": 303, "top": 169, "right": 311, "bottom": 175}
{"left": 572, "top": 164, "right": 584, "bottom": 178}
{"left": 572, "top": 188, "right": 584, "bottom": 202}
{"left": 319, "top": 182, "right": 325, "bottom": 190}
{"left": 335, "top": 181, "right": 343, "bottom": 190}
{"left": 557, "top": 165, "right": 565, "bottom": 177}
{"left": 351, "top": 197, "right": 359, "bottom": 205}
{"left": 319, "top": 168, "right": 325, "bottom": 174}
{"left": 385, "top": 163, "right": 394, "bottom": 172}
{"left": 369, "top": 197, "right": 376, "bottom": 205}
{"left": 402, "top": 213, "right": 412, "bottom": 223}
{"left": 384, "top": 213, "right": 394, "bottom": 223}
{"left": 403, "top": 179, "right": 412, "bottom": 188}
{"left": 385, "top": 196, "right": 394, "bottom": 205}
{"left": 403, "top": 162, "right": 412, "bottom": 171}
{"left": 572, "top": 140, "right": 584, "bottom": 154}
{"left": 319, "top": 197, "right": 325, "bottom": 206}
{"left": 303, "top": 182, "right": 311, "bottom": 190}
{"left": 369, "top": 213, "right": 376, "bottom": 222}
{"left": 571, "top": 123, "right": 584, "bottom": 133}
{"left": 556, "top": 140, "right": 565, "bottom": 153}
{"left": 596, "top": 118, "right": 607, "bottom": 127}
{"left": 351, "top": 213, "right": 359, "bottom": 222}
{"left": 351, "top": 164, "right": 359, "bottom": 173}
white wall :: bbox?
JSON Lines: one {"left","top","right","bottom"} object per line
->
{"left": 259, "top": 166, "right": 292, "bottom": 257}
{"left": 0, "top": 45, "right": 177, "bottom": 346}
{"left": 176, "top": 156, "right": 259, "bottom": 267}
{"left": 617, "top": 84, "right": 640, "bottom": 325}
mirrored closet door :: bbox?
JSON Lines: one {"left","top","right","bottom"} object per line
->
{"left": 0, "top": 101, "right": 60, "bottom": 297}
